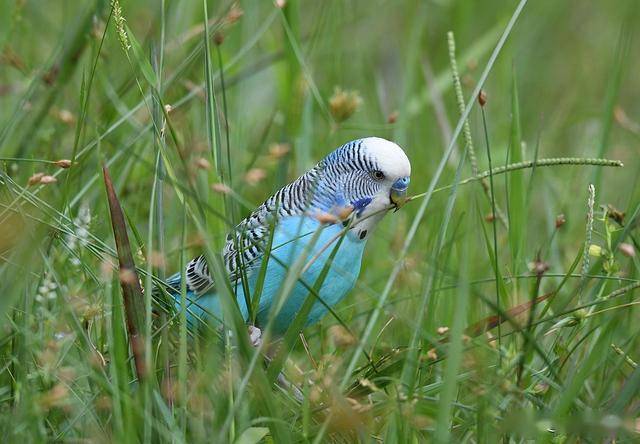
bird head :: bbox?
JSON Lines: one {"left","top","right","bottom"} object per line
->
{"left": 313, "top": 137, "right": 411, "bottom": 240}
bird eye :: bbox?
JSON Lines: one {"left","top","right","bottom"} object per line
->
{"left": 372, "top": 170, "right": 385, "bottom": 180}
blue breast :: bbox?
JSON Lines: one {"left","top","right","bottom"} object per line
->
{"left": 177, "top": 216, "right": 366, "bottom": 335}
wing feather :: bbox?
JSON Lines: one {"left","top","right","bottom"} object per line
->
{"left": 177, "top": 164, "right": 322, "bottom": 295}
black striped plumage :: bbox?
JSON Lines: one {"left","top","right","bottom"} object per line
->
{"left": 178, "top": 139, "right": 385, "bottom": 295}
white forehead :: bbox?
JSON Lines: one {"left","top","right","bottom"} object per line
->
{"left": 361, "top": 137, "right": 411, "bottom": 178}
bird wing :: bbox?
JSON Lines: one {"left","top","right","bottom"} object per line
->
{"left": 160, "top": 163, "right": 323, "bottom": 298}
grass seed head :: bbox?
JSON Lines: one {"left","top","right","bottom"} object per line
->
{"left": 39, "top": 383, "right": 70, "bottom": 412}
{"left": 57, "top": 367, "right": 77, "bottom": 383}
{"left": 110, "top": 0, "right": 130, "bottom": 52}
{"left": 214, "top": 31, "right": 225, "bottom": 46}
{"left": 607, "top": 204, "right": 625, "bottom": 225}
{"left": 268, "top": 142, "right": 290, "bottom": 159}
{"left": 528, "top": 256, "right": 550, "bottom": 276}
{"left": 28, "top": 172, "right": 45, "bottom": 185}
{"left": 244, "top": 168, "right": 266, "bottom": 185}
{"left": 149, "top": 250, "right": 167, "bottom": 268}
{"left": 95, "top": 395, "right": 112, "bottom": 412}
{"left": 56, "top": 109, "right": 75, "bottom": 125}
{"left": 39, "top": 175, "right": 58, "bottom": 184}
{"left": 211, "top": 182, "right": 232, "bottom": 194}
{"left": 485, "top": 212, "right": 496, "bottom": 223}
{"left": 54, "top": 159, "right": 72, "bottom": 169}
{"left": 588, "top": 244, "right": 603, "bottom": 257}
{"left": 329, "top": 325, "right": 356, "bottom": 348}
{"left": 100, "top": 258, "right": 115, "bottom": 281}
{"left": 329, "top": 87, "right": 362, "bottom": 123}
{"left": 194, "top": 157, "right": 211, "bottom": 170}
{"left": 478, "top": 89, "right": 488, "bottom": 107}
{"left": 225, "top": 3, "right": 244, "bottom": 23}
{"left": 619, "top": 243, "right": 635, "bottom": 258}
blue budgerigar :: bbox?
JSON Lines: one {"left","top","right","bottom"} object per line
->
{"left": 160, "top": 137, "right": 411, "bottom": 343}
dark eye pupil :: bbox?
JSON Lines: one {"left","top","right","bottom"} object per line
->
{"left": 373, "top": 170, "right": 384, "bottom": 180}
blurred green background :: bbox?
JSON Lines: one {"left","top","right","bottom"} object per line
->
{"left": 1, "top": 0, "right": 639, "bottom": 442}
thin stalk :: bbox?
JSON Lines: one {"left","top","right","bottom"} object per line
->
{"left": 447, "top": 31, "right": 508, "bottom": 228}
{"left": 479, "top": 102, "right": 502, "bottom": 366}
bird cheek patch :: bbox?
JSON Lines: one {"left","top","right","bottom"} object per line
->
{"left": 351, "top": 197, "right": 372, "bottom": 215}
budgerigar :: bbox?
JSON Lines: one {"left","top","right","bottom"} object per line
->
{"left": 159, "top": 137, "right": 411, "bottom": 342}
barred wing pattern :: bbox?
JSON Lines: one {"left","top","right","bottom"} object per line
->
{"left": 171, "top": 138, "right": 384, "bottom": 296}
{"left": 182, "top": 163, "right": 323, "bottom": 294}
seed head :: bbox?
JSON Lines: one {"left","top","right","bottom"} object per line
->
{"left": 111, "top": 0, "right": 131, "bottom": 52}
{"left": 56, "top": 109, "right": 75, "bottom": 125}
{"left": 211, "top": 183, "right": 232, "bottom": 194}
{"left": 244, "top": 168, "right": 266, "bottom": 186}
{"left": 478, "top": 90, "right": 487, "bottom": 107}
{"left": 329, "top": 87, "right": 362, "bottom": 123}
{"left": 214, "top": 32, "right": 225, "bottom": 46}
{"left": 28, "top": 172, "right": 45, "bottom": 186}
{"left": 607, "top": 204, "right": 625, "bottom": 225}
{"left": 39, "top": 175, "right": 58, "bottom": 184}
{"left": 588, "top": 244, "right": 603, "bottom": 257}
{"left": 194, "top": 157, "right": 211, "bottom": 170}
{"left": 225, "top": 3, "right": 244, "bottom": 23}
{"left": 268, "top": 142, "right": 290, "bottom": 159}
{"left": 149, "top": 250, "right": 167, "bottom": 268}
{"left": 39, "top": 384, "right": 69, "bottom": 411}
{"left": 619, "top": 243, "right": 635, "bottom": 258}
{"left": 484, "top": 212, "right": 496, "bottom": 223}
{"left": 528, "top": 256, "right": 550, "bottom": 276}
{"left": 329, "top": 325, "right": 356, "bottom": 348}
{"left": 54, "top": 159, "right": 72, "bottom": 169}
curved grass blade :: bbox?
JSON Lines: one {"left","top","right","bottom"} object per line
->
{"left": 103, "top": 164, "right": 146, "bottom": 381}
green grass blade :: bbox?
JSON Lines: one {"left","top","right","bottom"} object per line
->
{"left": 508, "top": 69, "right": 525, "bottom": 270}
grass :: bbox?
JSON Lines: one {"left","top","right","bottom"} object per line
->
{"left": 1, "top": 0, "right": 640, "bottom": 442}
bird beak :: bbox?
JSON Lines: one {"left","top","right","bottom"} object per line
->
{"left": 390, "top": 177, "right": 410, "bottom": 211}
{"left": 390, "top": 188, "right": 408, "bottom": 210}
